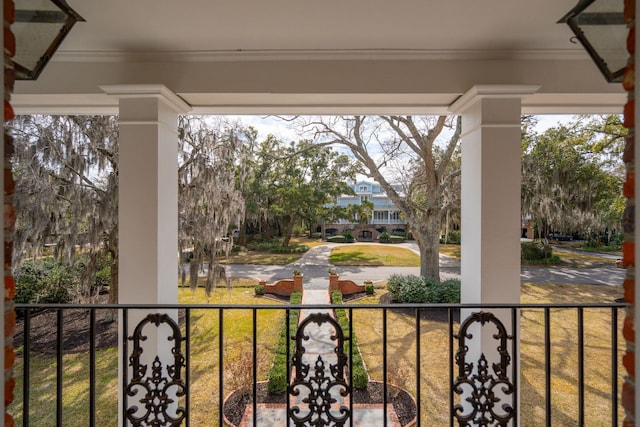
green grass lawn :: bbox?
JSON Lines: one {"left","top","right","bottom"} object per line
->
{"left": 329, "top": 244, "right": 420, "bottom": 266}
{"left": 222, "top": 237, "right": 324, "bottom": 265}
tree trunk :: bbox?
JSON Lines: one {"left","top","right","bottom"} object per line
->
{"left": 444, "top": 211, "right": 450, "bottom": 244}
{"left": 413, "top": 212, "right": 441, "bottom": 282}
{"left": 106, "top": 230, "right": 118, "bottom": 321}
{"left": 282, "top": 215, "right": 296, "bottom": 247}
{"left": 238, "top": 220, "right": 248, "bottom": 246}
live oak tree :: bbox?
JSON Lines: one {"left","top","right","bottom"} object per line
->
{"left": 10, "top": 115, "right": 119, "bottom": 303}
{"left": 300, "top": 115, "right": 462, "bottom": 281}
{"left": 178, "top": 116, "right": 249, "bottom": 293}
{"left": 521, "top": 115, "right": 624, "bottom": 240}
{"left": 249, "top": 137, "right": 358, "bottom": 247}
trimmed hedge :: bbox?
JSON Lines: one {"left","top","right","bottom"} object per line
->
{"left": 342, "top": 231, "right": 355, "bottom": 243}
{"left": 379, "top": 232, "right": 404, "bottom": 244}
{"left": 327, "top": 235, "right": 347, "bottom": 243}
{"left": 267, "top": 291, "right": 302, "bottom": 394}
{"left": 386, "top": 274, "right": 461, "bottom": 303}
{"left": 521, "top": 241, "right": 559, "bottom": 265}
{"left": 331, "top": 290, "right": 368, "bottom": 389}
{"left": 270, "top": 245, "right": 309, "bottom": 254}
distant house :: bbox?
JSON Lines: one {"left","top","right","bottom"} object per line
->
{"left": 324, "top": 180, "right": 408, "bottom": 240}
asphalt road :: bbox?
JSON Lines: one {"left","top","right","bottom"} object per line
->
{"left": 220, "top": 243, "right": 625, "bottom": 289}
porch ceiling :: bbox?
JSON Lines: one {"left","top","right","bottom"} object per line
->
{"left": 12, "top": 0, "right": 625, "bottom": 115}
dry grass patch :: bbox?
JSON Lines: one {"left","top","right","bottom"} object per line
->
{"left": 552, "top": 249, "right": 618, "bottom": 267}
{"left": 439, "top": 244, "right": 461, "bottom": 260}
{"left": 351, "top": 283, "right": 625, "bottom": 426}
{"left": 329, "top": 245, "right": 420, "bottom": 266}
{"left": 221, "top": 252, "right": 301, "bottom": 265}
{"left": 179, "top": 288, "right": 284, "bottom": 425}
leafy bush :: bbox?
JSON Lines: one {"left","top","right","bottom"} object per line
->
{"left": 310, "top": 232, "right": 322, "bottom": 239}
{"left": 254, "top": 284, "right": 265, "bottom": 296}
{"left": 327, "top": 235, "right": 346, "bottom": 243}
{"left": 389, "top": 235, "right": 404, "bottom": 243}
{"left": 331, "top": 291, "right": 368, "bottom": 389}
{"left": 342, "top": 231, "right": 355, "bottom": 243}
{"left": 292, "top": 224, "right": 307, "bottom": 237}
{"left": 364, "top": 284, "right": 375, "bottom": 295}
{"left": 430, "top": 279, "right": 461, "bottom": 303}
{"left": 246, "top": 238, "right": 281, "bottom": 252}
{"left": 14, "top": 259, "right": 72, "bottom": 304}
{"left": 380, "top": 232, "right": 404, "bottom": 244}
{"left": 521, "top": 241, "right": 553, "bottom": 261}
{"left": 440, "top": 230, "right": 461, "bottom": 244}
{"left": 270, "top": 245, "right": 309, "bottom": 254}
{"left": 267, "top": 291, "right": 302, "bottom": 394}
{"left": 390, "top": 230, "right": 406, "bottom": 238}
{"left": 584, "top": 232, "right": 624, "bottom": 251}
{"left": 91, "top": 252, "right": 112, "bottom": 294}
{"left": 94, "top": 266, "right": 111, "bottom": 293}
{"left": 386, "top": 274, "right": 461, "bottom": 303}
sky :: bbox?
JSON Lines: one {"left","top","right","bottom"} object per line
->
{"left": 227, "top": 114, "right": 582, "bottom": 142}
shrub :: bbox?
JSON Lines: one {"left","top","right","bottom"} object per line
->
{"left": 331, "top": 291, "right": 368, "bottom": 389}
{"left": 342, "top": 231, "right": 355, "bottom": 243}
{"left": 270, "top": 245, "right": 308, "bottom": 254}
{"left": 91, "top": 252, "right": 112, "bottom": 294}
{"left": 429, "top": 279, "right": 461, "bottom": 303}
{"left": 310, "top": 232, "right": 322, "bottom": 239}
{"left": 521, "top": 241, "right": 553, "bottom": 261}
{"left": 267, "top": 291, "right": 301, "bottom": 394}
{"left": 246, "top": 238, "right": 281, "bottom": 252}
{"left": 390, "top": 230, "right": 406, "bottom": 238}
{"left": 364, "top": 284, "right": 375, "bottom": 295}
{"left": 389, "top": 235, "right": 405, "bottom": 243}
{"left": 327, "top": 235, "right": 346, "bottom": 243}
{"left": 14, "top": 259, "right": 72, "bottom": 304}
{"left": 440, "top": 229, "right": 461, "bottom": 244}
{"left": 254, "top": 284, "right": 265, "bottom": 296}
{"left": 386, "top": 274, "right": 460, "bottom": 303}
{"left": 378, "top": 231, "right": 391, "bottom": 243}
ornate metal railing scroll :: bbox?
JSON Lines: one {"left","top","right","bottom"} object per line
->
{"left": 289, "top": 312, "right": 351, "bottom": 426}
{"left": 453, "top": 311, "right": 515, "bottom": 426}
{"left": 126, "top": 313, "right": 187, "bottom": 427}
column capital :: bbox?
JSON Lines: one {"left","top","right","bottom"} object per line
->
{"left": 100, "top": 84, "right": 192, "bottom": 113}
{"left": 448, "top": 84, "right": 541, "bottom": 115}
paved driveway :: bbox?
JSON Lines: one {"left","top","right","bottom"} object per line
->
{"left": 223, "top": 243, "right": 625, "bottom": 287}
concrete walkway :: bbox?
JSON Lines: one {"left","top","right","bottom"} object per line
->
{"left": 234, "top": 242, "right": 622, "bottom": 425}
{"left": 239, "top": 264, "right": 403, "bottom": 427}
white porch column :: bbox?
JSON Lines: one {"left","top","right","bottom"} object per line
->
{"left": 450, "top": 85, "right": 539, "bottom": 303}
{"left": 102, "top": 84, "right": 190, "bottom": 426}
{"left": 449, "top": 85, "right": 539, "bottom": 425}
{"left": 102, "top": 84, "right": 190, "bottom": 304}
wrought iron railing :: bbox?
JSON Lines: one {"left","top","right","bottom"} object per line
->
{"left": 11, "top": 302, "right": 625, "bottom": 426}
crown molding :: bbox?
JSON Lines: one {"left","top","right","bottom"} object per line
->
{"left": 52, "top": 48, "right": 590, "bottom": 63}
{"left": 100, "top": 84, "right": 192, "bottom": 113}
{"left": 449, "top": 84, "right": 542, "bottom": 114}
